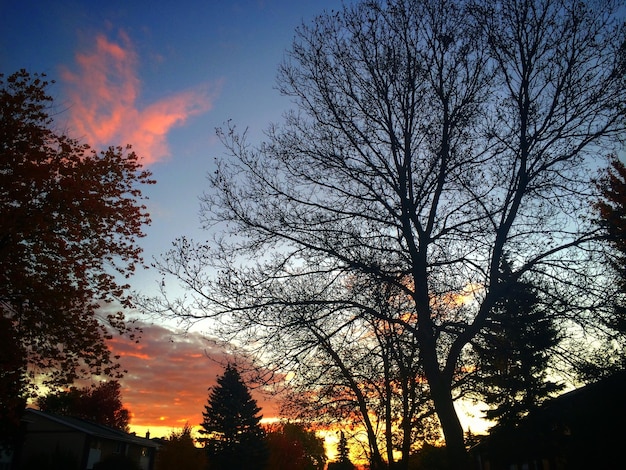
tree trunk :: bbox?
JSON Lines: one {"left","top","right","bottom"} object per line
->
{"left": 429, "top": 376, "right": 468, "bottom": 470}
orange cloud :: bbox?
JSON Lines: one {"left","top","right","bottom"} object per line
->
{"left": 61, "top": 30, "right": 218, "bottom": 164}
{"left": 109, "top": 323, "right": 280, "bottom": 436}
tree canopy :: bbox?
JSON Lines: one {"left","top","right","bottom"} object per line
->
{"left": 265, "top": 422, "right": 327, "bottom": 470}
{"left": 0, "top": 69, "right": 153, "bottom": 444}
{"left": 36, "top": 381, "right": 131, "bottom": 431}
{"left": 579, "top": 157, "right": 626, "bottom": 378}
{"left": 152, "top": 0, "right": 626, "bottom": 468}
{"left": 155, "top": 424, "right": 207, "bottom": 470}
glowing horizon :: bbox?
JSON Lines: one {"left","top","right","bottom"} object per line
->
{"left": 109, "top": 322, "right": 281, "bottom": 433}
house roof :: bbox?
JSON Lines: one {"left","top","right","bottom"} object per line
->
{"left": 23, "top": 408, "right": 159, "bottom": 448}
{"left": 471, "top": 370, "right": 626, "bottom": 453}
{"left": 540, "top": 369, "right": 626, "bottom": 413}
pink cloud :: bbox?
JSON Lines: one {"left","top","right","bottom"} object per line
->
{"left": 109, "top": 323, "right": 280, "bottom": 432}
{"left": 61, "top": 30, "right": 218, "bottom": 164}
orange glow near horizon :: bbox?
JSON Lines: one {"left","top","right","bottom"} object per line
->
{"left": 109, "top": 323, "right": 280, "bottom": 437}
{"left": 112, "top": 323, "right": 487, "bottom": 468}
{"left": 61, "top": 30, "right": 219, "bottom": 164}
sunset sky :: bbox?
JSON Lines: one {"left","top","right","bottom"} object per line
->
{"left": 2, "top": 0, "right": 487, "bottom": 439}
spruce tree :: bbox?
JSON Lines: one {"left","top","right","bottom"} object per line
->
{"left": 327, "top": 431, "right": 354, "bottom": 470}
{"left": 474, "top": 259, "right": 562, "bottom": 427}
{"left": 337, "top": 431, "right": 350, "bottom": 464}
{"left": 199, "top": 364, "right": 267, "bottom": 470}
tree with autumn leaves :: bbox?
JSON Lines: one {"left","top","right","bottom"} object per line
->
{"left": 265, "top": 422, "right": 326, "bottom": 470}
{"left": 579, "top": 157, "right": 626, "bottom": 379}
{"left": 597, "top": 158, "right": 626, "bottom": 312}
{"left": 155, "top": 424, "right": 208, "bottom": 470}
{"left": 0, "top": 70, "right": 154, "bottom": 446}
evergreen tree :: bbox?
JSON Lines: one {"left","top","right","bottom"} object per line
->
{"left": 337, "top": 431, "right": 350, "bottom": 465}
{"left": 327, "top": 431, "right": 355, "bottom": 470}
{"left": 199, "top": 364, "right": 267, "bottom": 470}
{"left": 474, "top": 260, "right": 562, "bottom": 427}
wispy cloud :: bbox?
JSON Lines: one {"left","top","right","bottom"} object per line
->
{"left": 109, "top": 323, "right": 279, "bottom": 433}
{"left": 61, "top": 30, "right": 218, "bottom": 164}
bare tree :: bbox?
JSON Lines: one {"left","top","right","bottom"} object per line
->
{"left": 153, "top": 245, "right": 437, "bottom": 468}
{"left": 151, "top": 0, "right": 625, "bottom": 468}
{"left": 270, "top": 276, "right": 439, "bottom": 467}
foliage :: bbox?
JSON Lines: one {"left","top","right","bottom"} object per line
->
{"left": 155, "top": 424, "right": 207, "bottom": 470}
{"left": 37, "top": 380, "right": 131, "bottom": 431}
{"left": 337, "top": 431, "right": 350, "bottom": 465}
{"left": 328, "top": 462, "right": 356, "bottom": 470}
{"left": 407, "top": 444, "right": 449, "bottom": 470}
{"left": 596, "top": 158, "right": 626, "bottom": 326}
{"left": 577, "top": 157, "right": 626, "bottom": 380}
{"left": 151, "top": 0, "right": 626, "bottom": 468}
{"left": 0, "top": 69, "right": 153, "bottom": 442}
{"left": 265, "top": 422, "right": 327, "bottom": 470}
{"left": 327, "top": 461, "right": 356, "bottom": 470}
{"left": 463, "top": 429, "right": 483, "bottom": 450}
{"left": 199, "top": 364, "right": 268, "bottom": 470}
{"left": 0, "top": 316, "right": 26, "bottom": 449}
{"left": 0, "top": 69, "right": 154, "bottom": 383}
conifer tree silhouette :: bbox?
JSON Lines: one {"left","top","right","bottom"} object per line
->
{"left": 199, "top": 364, "right": 267, "bottom": 470}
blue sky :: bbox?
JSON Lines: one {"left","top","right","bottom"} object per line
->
{"left": 1, "top": 0, "right": 348, "bottom": 296}
{"left": 2, "top": 1, "right": 492, "bottom": 439}
{"left": 2, "top": 0, "right": 357, "bottom": 434}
